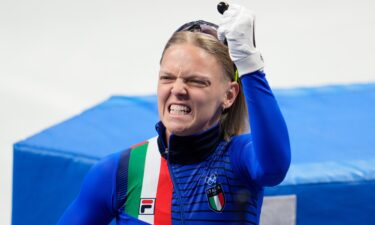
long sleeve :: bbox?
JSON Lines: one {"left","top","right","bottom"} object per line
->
{"left": 56, "top": 153, "right": 120, "bottom": 225}
{"left": 229, "top": 70, "right": 291, "bottom": 187}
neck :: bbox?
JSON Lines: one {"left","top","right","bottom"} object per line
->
{"left": 155, "top": 122, "right": 223, "bottom": 164}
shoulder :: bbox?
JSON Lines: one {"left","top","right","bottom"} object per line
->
{"left": 228, "top": 133, "right": 253, "bottom": 151}
{"left": 102, "top": 137, "right": 154, "bottom": 176}
{"left": 88, "top": 151, "right": 123, "bottom": 181}
{"left": 226, "top": 133, "right": 253, "bottom": 170}
{"left": 81, "top": 150, "right": 125, "bottom": 200}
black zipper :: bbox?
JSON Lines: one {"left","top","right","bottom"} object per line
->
{"left": 166, "top": 135, "right": 185, "bottom": 225}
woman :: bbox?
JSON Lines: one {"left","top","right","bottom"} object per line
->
{"left": 57, "top": 4, "right": 290, "bottom": 225}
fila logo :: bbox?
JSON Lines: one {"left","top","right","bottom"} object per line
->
{"left": 139, "top": 198, "right": 156, "bottom": 215}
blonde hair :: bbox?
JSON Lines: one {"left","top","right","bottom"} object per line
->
{"left": 160, "top": 31, "right": 248, "bottom": 140}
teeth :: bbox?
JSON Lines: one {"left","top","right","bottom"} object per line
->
{"left": 171, "top": 105, "right": 189, "bottom": 111}
{"left": 170, "top": 104, "right": 191, "bottom": 115}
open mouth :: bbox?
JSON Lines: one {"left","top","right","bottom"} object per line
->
{"left": 169, "top": 104, "right": 192, "bottom": 115}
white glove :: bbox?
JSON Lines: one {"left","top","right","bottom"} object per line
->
{"left": 218, "top": 4, "right": 264, "bottom": 75}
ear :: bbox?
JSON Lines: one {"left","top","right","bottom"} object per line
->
{"left": 222, "top": 81, "right": 240, "bottom": 110}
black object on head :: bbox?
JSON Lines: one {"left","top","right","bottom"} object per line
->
{"left": 217, "top": 2, "right": 229, "bottom": 15}
{"left": 175, "top": 20, "right": 219, "bottom": 40}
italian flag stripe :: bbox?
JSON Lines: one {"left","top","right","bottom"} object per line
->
{"left": 154, "top": 157, "right": 173, "bottom": 225}
{"left": 138, "top": 137, "right": 161, "bottom": 224}
{"left": 218, "top": 192, "right": 225, "bottom": 207}
{"left": 214, "top": 196, "right": 222, "bottom": 210}
{"left": 124, "top": 137, "right": 173, "bottom": 224}
{"left": 210, "top": 195, "right": 223, "bottom": 211}
{"left": 209, "top": 197, "right": 217, "bottom": 211}
{"left": 125, "top": 141, "right": 148, "bottom": 217}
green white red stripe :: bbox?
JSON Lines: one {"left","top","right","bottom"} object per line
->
{"left": 138, "top": 137, "right": 161, "bottom": 223}
{"left": 124, "top": 137, "right": 173, "bottom": 225}
{"left": 209, "top": 193, "right": 225, "bottom": 211}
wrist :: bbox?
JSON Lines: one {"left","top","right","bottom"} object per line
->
{"left": 235, "top": 51, "right": 264, "bottom": 76}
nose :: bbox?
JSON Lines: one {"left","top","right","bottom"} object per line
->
{"left": 171, "top": 78, "right": 188, "bottom": 97}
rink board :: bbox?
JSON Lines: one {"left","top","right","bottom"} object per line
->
{"left": 13, "top": 83, "right": 375, "bottom": 225}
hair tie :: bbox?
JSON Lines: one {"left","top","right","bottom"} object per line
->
{"left": 234, "top": 69, "right": 239, "bottom": 82}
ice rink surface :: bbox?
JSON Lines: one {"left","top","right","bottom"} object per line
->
{"left": 1, "top": 0, "right": 374, "bottom": 224}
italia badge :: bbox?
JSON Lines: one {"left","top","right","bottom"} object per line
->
{"left": 206, "top": 184, "right": 225, "bottom": 212}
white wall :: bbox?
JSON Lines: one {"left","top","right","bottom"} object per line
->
{"left": 1, "top": 0, "right": 374, "bottom": 224}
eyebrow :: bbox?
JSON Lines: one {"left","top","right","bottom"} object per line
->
{"left": 185, "top": 74, "right": 211, "bottom": 80}
{"left": 159, "top": 70, "right": 211, "bottom": 80}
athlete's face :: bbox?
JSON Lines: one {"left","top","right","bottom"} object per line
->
{"left": 158, "top": 43, "right": 238, "bottom": 141}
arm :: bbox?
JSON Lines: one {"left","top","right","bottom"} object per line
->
{"left": 219, "top": 4, "right": 291, "bottom": 187}
{"left": 56, "top": 153, "right": 120, "bottom": 225}
{"left": 231, "top": 71, "right": 291, "bottom": 186}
